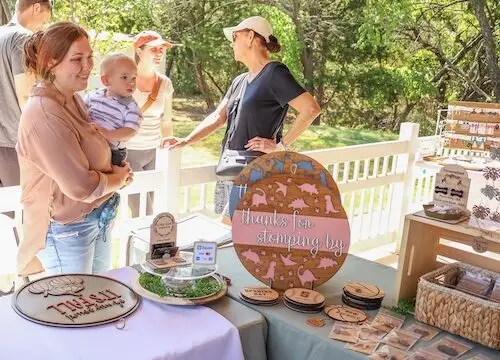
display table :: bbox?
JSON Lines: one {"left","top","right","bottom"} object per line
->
{"left": 216, "top": 246, "right": 499, "bottom": 360}
{"left": 395, "top": 212, "right": 500, "bottom": 303}
{"left": 0, "top": 267, "right": 264, "bottom": 360}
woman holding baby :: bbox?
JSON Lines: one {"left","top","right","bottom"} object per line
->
{"left": 16, "top": 22, "right": 133, "bottom": 277}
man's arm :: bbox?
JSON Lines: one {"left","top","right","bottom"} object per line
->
{"left": 14, "top": 72, "right": 36, "bottom": 110}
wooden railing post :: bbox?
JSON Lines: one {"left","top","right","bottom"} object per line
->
{"left": 391, "top": 122, "right": 420, "bottom": 252}
{"left": 155, "top": 147, "right": 181, "bottom": 217}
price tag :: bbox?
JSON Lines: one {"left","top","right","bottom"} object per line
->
{"left": 193, "top": 241, "right": 217, "bottom": 266}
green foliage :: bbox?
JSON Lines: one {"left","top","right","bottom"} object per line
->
{"left": 45, "top": 0, "right": 500, "bottom": 134}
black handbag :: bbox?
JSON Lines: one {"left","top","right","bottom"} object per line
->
{"left": 216, "top": 75, "right": 262, "bottom": 180}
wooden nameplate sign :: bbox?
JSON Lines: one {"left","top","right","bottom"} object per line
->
{"left": 147, "top": 212, "right": 183, "bottom": 269}
{"left": 422, "top": 164, "right": 471, "bottom": 222}
{"left": 12, "top": 274, "right": 140, "bottom": 327}
{"left": 232, "top": 151, "right": 351, "bottom": 292}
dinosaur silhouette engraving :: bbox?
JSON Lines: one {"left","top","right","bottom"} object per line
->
{"left": 316, "top": 257, "right": 337, "bottom": 269}
{"left": 273, "top": 159, "right": 285, "bottom": 173}
{"left": 296, "top": 160, "right": 314, "bottom": 172}
{"left": 298, "top": 183, "right": 318, "bottom": 195}
{"left": 275, "top": 181, "right": 288, "bottom": 197}
{"left": 325, "top": 195, "right": 339, "bottom": 214}
{"left": 241, "top": 249, "right": 261, "bottom": 264}
{"left": 297, "top": 266, "right": 319, "bottom": 287}
{"left": 249, "top": 164, "right": 264, "bottom": 183}
{"left": 251, "top": 188, "right": 268, "bottom": 207}
{"left": 280, "top": 253, "right": 297, "bottom": 266}
{"left": 262, "top": 261, "right": 276, "bottom": 281}
{"left": 289, "top": 198, "right": 309, "bottom": 210}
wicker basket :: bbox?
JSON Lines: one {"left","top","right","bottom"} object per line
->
{"left": 415, "top": 263, "right": 500, "bottom": 349}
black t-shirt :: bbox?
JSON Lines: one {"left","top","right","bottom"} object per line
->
{"left": 223, "top": 62, "right": 306, "bottom": 150}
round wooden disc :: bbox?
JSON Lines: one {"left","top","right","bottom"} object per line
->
{"left": 240, "top": 287, "right": 279, "bottom": 302}
{"left": 344, "top": 282, "right": 385, "bottom": 300}
{"left": 283, "top": 299, "right": 323, "bottom": 314}
{"left": 342, "top": 293, "right": 381, "bottom": 311}
{"left": 232, "top": 173, "right": 350, "bottom": 291}
{"left": 284, "top": 288, "right": 325, "bottom": 306}
{"left": 324, "top": 305, "right": 367, "bottom": 323}
{"left": 233, "top": 151, "right": 341, "bottom": 200}
{"left": 239, "top": 294, "right": 279, "bottom": 306}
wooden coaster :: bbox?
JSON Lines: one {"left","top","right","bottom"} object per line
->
{"left": 324, "top": 305, "right": 367, "bottom": 323}
{"left": 283, "top": 299, "right": 323, "bottom": 314}
{"left": 283, "top": 288, "right": 325, "bottom": 306}
{"left": 239, "top": 294, "right": 279, "bottom": 306}
{"left": 240, "top": 287, "right": 279, "bottom": 302}
{"left": 306, "top": 318, "right": 326, "bottom": 327}
{"left": 342, "top": 293, "right": 381, "bottom": 311}
{"left": 343, "top": 282, "right": 385, "bottom": 300}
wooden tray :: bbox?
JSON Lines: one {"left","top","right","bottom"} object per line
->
{"left": 131, "top": 274, "right": 227, "bottom": 306}
{"left": 414, "top": 210, "right": 469, "bottom": 225}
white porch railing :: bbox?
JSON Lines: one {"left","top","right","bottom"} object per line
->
{"left": 1, "top": 122, "right": 443, "bottom": 269}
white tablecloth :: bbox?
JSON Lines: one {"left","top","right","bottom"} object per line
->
{"left": 0, "top": 267, "right": 244, "bottom": 360}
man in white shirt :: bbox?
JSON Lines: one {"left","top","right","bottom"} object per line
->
{"left": 0, "top": 0, "right": 52, "bottom": 190}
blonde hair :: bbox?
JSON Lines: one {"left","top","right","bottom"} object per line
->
{"left": 100, "top": 53, "right": 136, "bottom": 76}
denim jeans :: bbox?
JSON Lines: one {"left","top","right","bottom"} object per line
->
{"left": 37, "top": 193, "right": 120, "bottom": 275}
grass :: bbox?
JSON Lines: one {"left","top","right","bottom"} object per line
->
{"left": 171, "top": 97, "right": 402, "bottom": 212}
{"left": 172, "top": 97, "right": 398, "bottom": 166}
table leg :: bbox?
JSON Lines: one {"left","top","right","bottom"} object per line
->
{"left": 394, "top": 219, "right": 439, "bottom": 304}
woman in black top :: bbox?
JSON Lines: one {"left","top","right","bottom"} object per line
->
{"left": 165, "top": 16, "right": 321, "bottom": 222}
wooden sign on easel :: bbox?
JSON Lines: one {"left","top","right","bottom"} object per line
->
{"left": 148, "top": 213, "right": 178, "bottom": 266}
{"left": 433, "top": 165, "right": 471, "bottom": 210}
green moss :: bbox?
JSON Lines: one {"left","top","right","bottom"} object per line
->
{"left": 139, "top": 272, "right": 222, "bottom": 299}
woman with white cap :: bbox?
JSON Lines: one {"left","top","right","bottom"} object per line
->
{"left": 165, "top": 16, "right": 321, "bottom": 222}
{"left": 127, "top": 30, "right": 175, "bottom": 216}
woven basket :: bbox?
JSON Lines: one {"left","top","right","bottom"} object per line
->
{"left": 415, "top": 262, "right": 500, "bottom": 349}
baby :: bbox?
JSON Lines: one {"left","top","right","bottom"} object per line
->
{"left": 85, "top": 53, "right": 142, "bottom": 166}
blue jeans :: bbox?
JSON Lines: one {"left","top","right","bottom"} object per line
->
{"left": 37, "top": 193, "right": 120, "bottom": 275}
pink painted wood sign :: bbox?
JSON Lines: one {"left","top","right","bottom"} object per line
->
{"left": 232, "top": 152, "right": 350, "bottom": 291}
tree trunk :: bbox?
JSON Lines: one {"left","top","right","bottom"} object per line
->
{"left": 165, "top": 57, "right": 174, "bottom": 77}
{"left": 469, "top": 0, "right": 500, "bottom": 102}
{"left": 194, "top": 62, "right": 215, "bottom": 111}
{"left": 0, "top": 0, "right": 11, "bottom": 25}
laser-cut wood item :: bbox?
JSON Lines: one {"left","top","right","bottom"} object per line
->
{"left": 324, "top": 305, "right": 367, "bottom": 323}
{"left": 232, "top": 167, "right": 350, "bottom": 291}
{"left": 233, "top": 151, "right": 340, "bottom": 200}
{"left": 12, "top": 274, "right": 140, "bottom": 327}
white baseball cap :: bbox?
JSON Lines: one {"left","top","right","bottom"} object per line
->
{"left": 223, "top": 16, "right": 274, "bottom": 43}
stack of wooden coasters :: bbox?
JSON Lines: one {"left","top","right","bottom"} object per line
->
{"left": 324, "top": 304, "right": 368, "bottom": 323}
{"left": 283, "top": 288, "right": 326, "bottom": 313}
{"left": 342, "top": 282, "right": 385, "bottom": 310}
{"left": 239, "top": 287, "right": 280, "bottom": 306}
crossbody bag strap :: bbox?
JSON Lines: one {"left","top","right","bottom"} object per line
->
{"left": 224, "top": 74, "right": 249, "bottom": 150}
{"left": 140, "top": 75, "right": 163, "bottom": 113}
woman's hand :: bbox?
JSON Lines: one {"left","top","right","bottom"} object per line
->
{"left": 245, "top": 137, "right": 282, "bottom": 153}
{"left": 112, "top": 161, "right": 134, "bottom": 188}
{"left": 161, "top": 136, "right": 189, "bottom": 150}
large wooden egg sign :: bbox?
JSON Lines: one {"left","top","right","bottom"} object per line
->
{"left": 232, "top": 153, "right": 350, "bottom": 291}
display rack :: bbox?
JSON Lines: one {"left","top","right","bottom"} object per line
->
{"left": 440, "top": 101, "right": 500, "bottom": 156}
